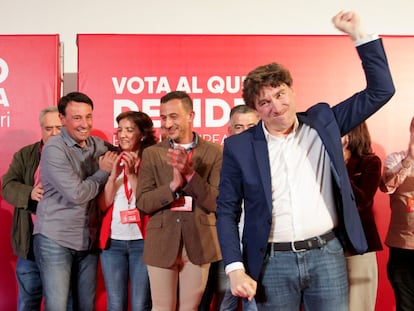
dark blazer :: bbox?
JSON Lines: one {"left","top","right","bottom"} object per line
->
{"left": 2, "top": 142, "right": 41, "bottom": 259}
{"left": 216, "top": 39, "right": 395, "bottom": 280}
{"left": 137, "top": 136, "right": 223, "bottom": 268}
{"left": 346, "top": 154, "right": 383, "bottom": 253}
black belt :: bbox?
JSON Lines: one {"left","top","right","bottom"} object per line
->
{"left": 268, "top": 231, "right": 336, "bottom": 253}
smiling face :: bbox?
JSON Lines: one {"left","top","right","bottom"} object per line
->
{"left": 254, "top": 84, "right": 297, "bottom": 136}
{"left": 60, "top": 101, "right": 93, "bottom": 147}
{"left": 117, "top": 117, "right": 141, "bottom": 152}
{"left": 160, "top": 98, "right": 194, "bottom": 144}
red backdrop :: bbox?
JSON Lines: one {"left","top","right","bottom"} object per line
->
{"left": 78, "top": 34, "right": 414, "bottom": 311}
{"left": 0, "top": 34, "right": 61, "bottom": 311}
{"left": 1, "top": 34, "right": 412, "bottom": 310}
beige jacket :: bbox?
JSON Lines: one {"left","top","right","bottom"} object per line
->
{"left": 137, "top": 136, "right": 222, "bottom": 268}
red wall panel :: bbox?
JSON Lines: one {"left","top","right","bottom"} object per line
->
{"left": 0, "top": 34, "right": 61, "bottom": 311}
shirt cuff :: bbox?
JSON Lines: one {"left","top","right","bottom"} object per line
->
{"left": 354, "top": 33, "right": 379, "bottom": 47}
{"left": 225, "top": 262, "right": 245, "bottom": 275}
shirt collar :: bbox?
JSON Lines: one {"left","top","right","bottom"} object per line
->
{"left": 168, "top": 132, "right": 198, "bottom": 152}
{"left": 60, "top": 127, "right": 89, "bottom": 148}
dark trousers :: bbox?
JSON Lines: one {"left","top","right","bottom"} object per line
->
{"left": 387, "top": 247, "right": 414, "bottom": 311}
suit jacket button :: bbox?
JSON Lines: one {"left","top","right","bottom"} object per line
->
{"left": 176, "top": 218, "right": 181, "bottom": 223}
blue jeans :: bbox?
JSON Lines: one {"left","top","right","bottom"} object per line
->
{"left": 16, "top": 257, "right": 42, "bottom": 311}
{"left": 33, "top": 234, "right": 98, "bottom": 311}
{"left": 100, "top": 239, "right": 151, "bottom": 311}
{"left": 219, "top": 287, "right": 239, "bottom": 311}
{"left": 220, "top": 279, "right": 258, "bottom": 311}
{"left": 387, "top": 247, "right": 414, "bottom": 311}
{"left": 255, "top": 237, "right": 348, "bottom": 311}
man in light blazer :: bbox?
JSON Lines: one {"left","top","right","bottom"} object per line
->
{"left": 216, "top": 11, "right": 395, "bottom": 311}
{"left": 137, "top": 91, "right": 222, "bottom": 311}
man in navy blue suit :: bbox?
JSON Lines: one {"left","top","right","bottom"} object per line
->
{"left": 216, "top": 11, "right": 395, "bottom": 311}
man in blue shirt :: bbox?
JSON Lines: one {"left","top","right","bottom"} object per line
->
{"left": 33, "top": 92, "right": 117, "bottom": 311}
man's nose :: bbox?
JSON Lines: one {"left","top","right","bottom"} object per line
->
{"left": 164, "top": 117, "right": 173, "bottom": 128}
{"left": 270, "top": 98, "right": 283, "bottom": 113}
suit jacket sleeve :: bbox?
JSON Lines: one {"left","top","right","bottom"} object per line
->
{"left": 2, "top": 143, "right": 39, "bottom": 211}
{"left": 332, "top": 39, "right": 395, "bottom": 136}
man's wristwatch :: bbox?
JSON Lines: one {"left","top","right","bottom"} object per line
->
{"left": 173, "top": 191, "right": 180, "bottom": 200}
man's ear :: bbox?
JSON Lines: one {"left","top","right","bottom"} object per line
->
{"left": 59, "top": 113, "right": 66, "bottom": 125}
{"left": 342, "top": 135, "right": 349, "bottom": 148}
{"left": 188, "top": 111, "right": 195, "bottom": 122}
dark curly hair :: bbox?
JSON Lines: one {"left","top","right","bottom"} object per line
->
{"left": 242, "top": 63, "right": 292, "bottom": 109}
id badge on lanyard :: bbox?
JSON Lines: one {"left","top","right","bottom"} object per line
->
{"left": 171, "top": 195, "right": 193, "bottom": 212}
{"left": 119, "top": 170, "right": 141, "bottom": 224}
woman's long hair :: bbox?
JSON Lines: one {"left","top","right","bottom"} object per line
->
{"left": 346, "top": 121, "right": 373, "bottom": 157}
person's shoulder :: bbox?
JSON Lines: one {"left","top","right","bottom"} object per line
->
{"left": 361, "top": 153, "right": 382, "bottom": 165}
{"left": 89, "top": 136, "right": 114, "bottom": 148}
{"left": 152, "top": 140, "right": 168, "bottom": 149}
{"left": 9, "top": 141, "right": 41, "bottom": 161}
{"left": 197, "top": 136, "right": 223, "bottom": 151}
{"left": 364, "top": 153, "right": 381, "bottom": 160}
{"left": 385, "top": 150, "right": 406, "bottom": 160}
{"left": 142, "top": 140, "right": 168, "bottom": 154}
{"left": 89, "top": 135, "right": 105, "bottom": 143}
{"left": 43, "top": 134, "right": 63, "bottom": 149}
{"left": 301, "top": 102, "right": 331, "bottom": 115}
{"left": 18, "top": 141, "right": 41, "bottom": 153}
{"left": 224, "top": 125, "right": 257, "bottom": 145}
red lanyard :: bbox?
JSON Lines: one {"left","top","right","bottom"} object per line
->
{"left": 123, "top": 160, "right": 141, "bottom": 207}
{"left": 123, "top": 170, "right": 133, "bottom": 206}
{"left": 187, "top": 149, "right": 194, "bottom": 163}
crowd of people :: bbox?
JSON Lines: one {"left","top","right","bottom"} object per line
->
{"left": 4, "top": 9, "right": 414, "bottom": 311}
